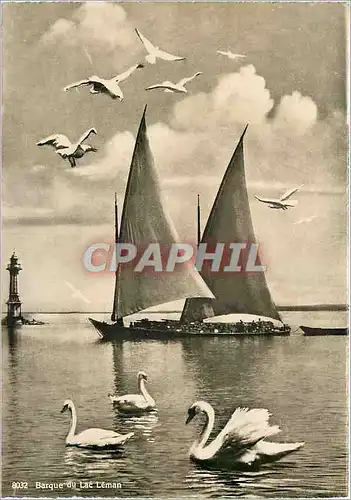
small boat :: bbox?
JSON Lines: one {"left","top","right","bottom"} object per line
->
{"left": 300, "top": 325, "right": 348, "bottom": 336}
{"left": 89, "top": 107, "right": 290, "bottom": 340}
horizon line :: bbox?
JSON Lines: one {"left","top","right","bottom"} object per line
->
{"left": 2, "top": 304, "right": 348, "bottom": 315}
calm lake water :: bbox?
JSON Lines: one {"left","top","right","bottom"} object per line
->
{"left": 2, "top": 312, "right": 349, "bottom": 498}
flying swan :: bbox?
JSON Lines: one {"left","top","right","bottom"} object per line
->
{"left": 135, "top": 28, "right": 185, "bottom": 64}
{"left": 217, "top": 50, "right": 246, "bottom": 60}
{"left": 61, "top": 399, "right": 134, "bottom": 448}
{"left": 254, "top": 185, "right": 304, "bottom": 210}
{"left": 109, "top": 371, "right": 156, "bottom": 414}
{"left": 186, "top": 401, "right": 304, "bottom": 468}
{"left": 37, "top": 128, "right": 97, "bottom": 168}
{"left": 64, "top": 63, "right": 144, "bottom": 101}
{"left": 146, "top": 72, "right": 202, "bottom": 94}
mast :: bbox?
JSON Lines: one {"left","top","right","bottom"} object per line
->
{"left": 111, "top": 193, "right": 121, "bottom": 323}
{"left": 181, "top": 125, "right": 281, "bottom": 323}
{"left": 197, "top": 194, "right": 201, "bottom": 246}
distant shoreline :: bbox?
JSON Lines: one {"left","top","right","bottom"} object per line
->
{"left": 13, "top": 304, "right": 349, "bottom": 314}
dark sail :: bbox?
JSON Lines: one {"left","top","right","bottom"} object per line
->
{"left": 181, "top": 126, "right": 281, "bottom": 322}
{"left": 112, "top": 107, "right": 213, "bottom": 320}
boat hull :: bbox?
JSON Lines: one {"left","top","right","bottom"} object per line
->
{"left": 89, "top": 317, "right": 291, "bottom": 341}
{"left": 300, "top": 325, "right": 348, "bottom": 336}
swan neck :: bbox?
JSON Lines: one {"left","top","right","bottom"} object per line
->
{"left": 197, "top": 406, "right": 215, "bottom": 450}
{"left": 139, "top": 378, "right": 153, "bottom": 404}
{"left": 68, "top": 403, "right": 77, "bottom": 440}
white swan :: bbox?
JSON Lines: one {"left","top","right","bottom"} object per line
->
{"left": 109, "top": 371, "right": 156, "bottom": 414}
{"left": 254, "top": 185, "right": 304, "bottom": 210}
{"left": 186, "top": 401, "right": 304, "bottom": 468}
{"left": 61, "top": 399, "right": 134, "bottom": 448}
{"left": 64, "top": 63, "right": 144, "bottom": 101}
{"left": 146, "top": 72, "right": 202, "bottom": 94}
{"left": 217, "top": 50, "right": 246, "bottom": 60}
{"left": 135, "top": 28, "right": 185, "bottom": 64}
{"left": 37, "top": 128, "right": 97, "bottom": 168}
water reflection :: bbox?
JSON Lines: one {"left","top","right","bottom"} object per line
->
{"left": 114, "top": 412, "right": 160, "bottom": 442}
{"left": 185, "top": 465, "right": 272, "bottom": 491}
{"left": 2, "top": 315, "right": 348, "bottom": 498}
{"left": 185, "top": 463, "right": 304, "bottom": 497}
{"left": 63, "top": 446, "right": 127, "bottom": 475}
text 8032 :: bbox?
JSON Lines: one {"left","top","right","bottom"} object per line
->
{"left": 12, "top": 482, "right": 28, "bottom": 490}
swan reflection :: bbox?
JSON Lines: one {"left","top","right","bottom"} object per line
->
{"left": 185, "top": 465, "right": 273, "bottom": 493}
{"left": 63, "top": 446, "right": 128, "bottom": 475}
{"left": 114, "top": 411, "right": 159, "bottom": 442}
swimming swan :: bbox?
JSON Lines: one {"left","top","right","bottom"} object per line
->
{"left": 146, "top": 72, "right": 202, "bottom": 94}
{"left": 61, "top": 399, "right": 134, "bottom": 448}
{"left": 108, "top": 371, "right": 156, "bottom": 414}
{"left": 37, "top": 128, "right": 97, "bottom": 168}
{"left": 64, "top": 63, "right": 144, "bottom": 101}
{"left": 186, "top": 401, "right": 304, "bottom": 468}
{"left": 135, "top": 28, "right": 185, "bottom": 64}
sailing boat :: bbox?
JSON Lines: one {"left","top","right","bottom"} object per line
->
{"left": 89, "top": 106, "right": 214, "bottom": 340}
{"left": 89, "top": 110, "right": 290, "bottom": 340}
{"left": 181, "top": 126, "right": 286, "bottom": 327}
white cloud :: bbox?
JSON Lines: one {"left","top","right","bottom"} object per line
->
{"left": 4, "top": 64, "right": 346, "bottom": 231}
{"left": 41, "top": 19, "right": 76, "bottom": 45}
{"left": 75, "top": 3, "right": 133, "bottom": 51}
{"left": 273, "top": 91, "right": 318, "bottom": 135}
{"left": 171, "top": 65, "right": 274, "bottom": 132}
{"left": 71, "top": 130, "right": 135, "bottom": 181}
{"left": 40, "top": 3, "right": 138, "bottom": 69}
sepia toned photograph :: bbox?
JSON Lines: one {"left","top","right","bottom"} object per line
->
{"left": 1, "top": 1, "right": 349, "bottom": 498}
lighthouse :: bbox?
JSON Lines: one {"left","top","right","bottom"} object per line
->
{"left": 6, "top": 252, "right": 23, "bottom": 327}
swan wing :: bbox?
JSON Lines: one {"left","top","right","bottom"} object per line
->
{"left": 115, "top": 63, "right": 144, "bottom": 83}
{"left": 280, "top": 185, "right": 304, "bottom": 201}
{"left": 77, "top": 128, "right": 97, "bottom": 145}
{"left": 111, "top": 394, "right": 146, "bottom": 405}
{"left": 178, "top": 72, "right": 202, "bottom": 87}
{"left": 252, "top": 439, "right": 304, "bottom": 461}
{"left": 64, "top": 79, "right": 91, "bottom": 92}
{"left": 217, "top": 50, "right": 230, "bottom": 57}
{"left": 255, "top": 439, "right": 304, "bottom": 456}
{"left": 146, "top": 83, "right": 178, "bottom": 92}
{"left": 156, "top": 49, "right": 186, "bottom": 62}
{"left": 37, "top": 134, "right": 71, "bottom": 149}
{"left": 79, "top": 428, "right": 121, "bottom": 439}
{"left": 217, "top": 50, "right": 245, "bottom": 59}
{"left": 227, "top": 52, "right": 246, "bottom": 59}
{"left": 73, "top": 429, "right": 134, "bottom": 447}
{"left": 219, "top": 408, "right": 281, "bottom": 450}
{"left": 110, "top": 394, "right": 154, "bottom": 412}
{"left": 254, "top": 195, "right": 278, "bottom": 204}
{"left": 135, "top": 28, "right": 156, "bottom": 53}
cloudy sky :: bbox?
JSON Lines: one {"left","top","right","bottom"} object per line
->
{"left": 2, "top": 2, "right": 348, "bottom": 312}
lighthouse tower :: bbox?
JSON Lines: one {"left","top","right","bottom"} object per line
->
{"left": 6, "top": 252, "right": 23, "bottom": 327}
